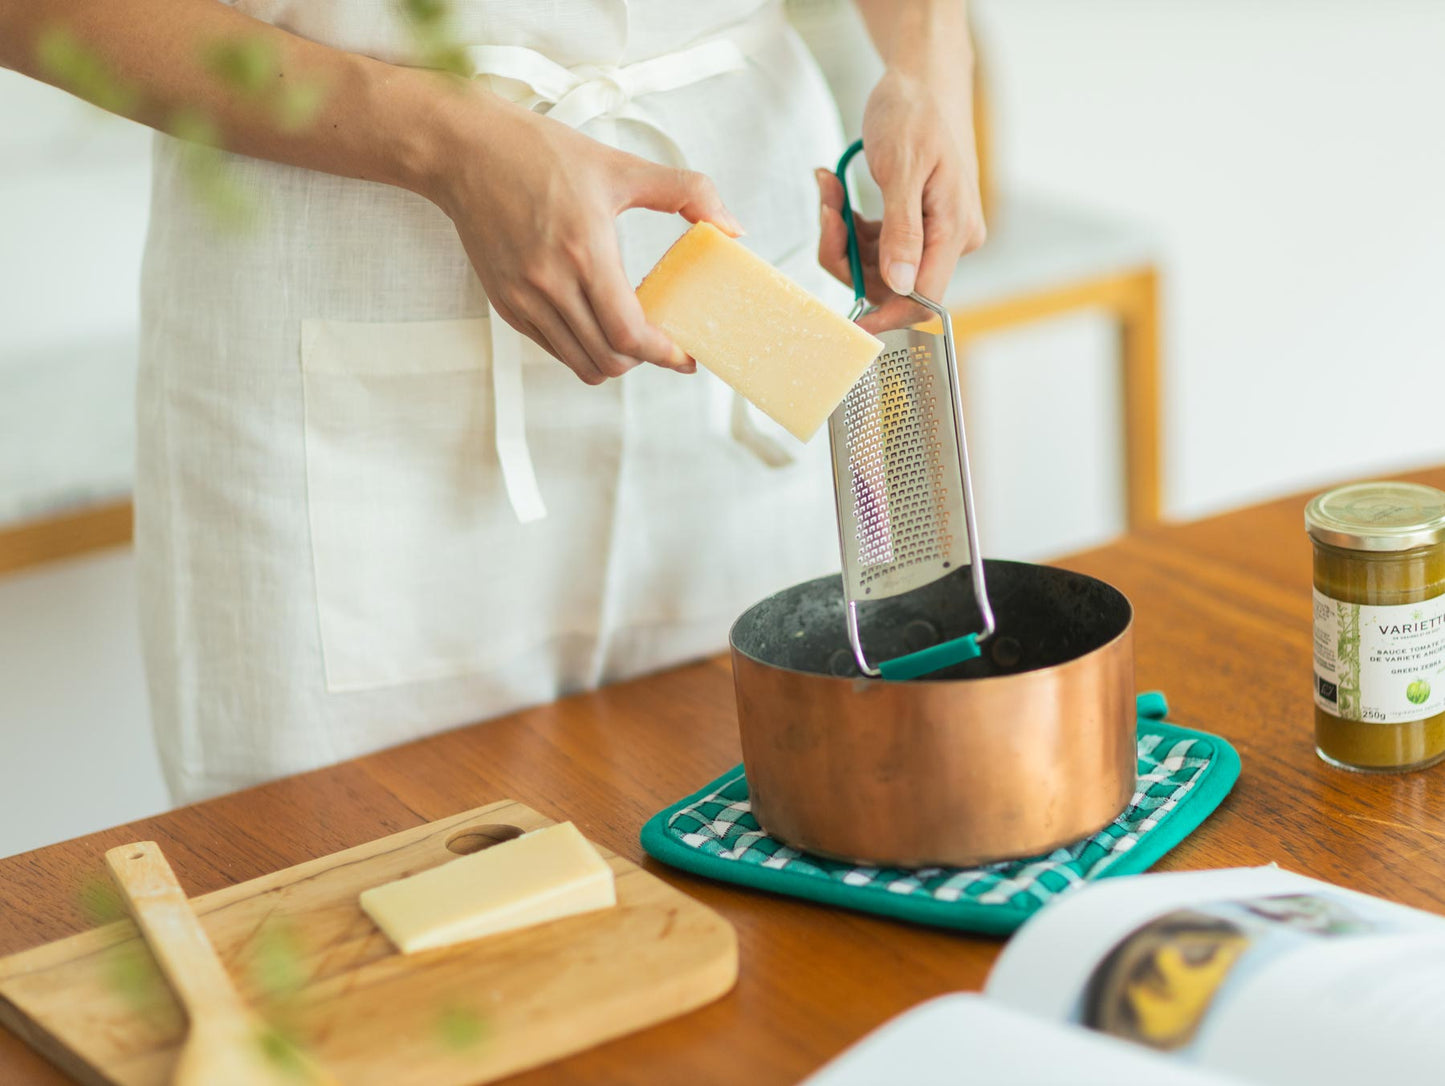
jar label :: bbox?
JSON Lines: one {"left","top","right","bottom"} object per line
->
{"left": 1313, "top": 589, "right": 1445, "bottom": 723}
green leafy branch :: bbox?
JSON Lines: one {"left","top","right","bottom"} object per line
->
{"left": 33, "top": 25, "right": 330, "bottom": 231}
{"left": 36, "top": 3, "right": 476, "bottom": 233}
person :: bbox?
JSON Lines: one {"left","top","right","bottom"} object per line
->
{"left": 0, "top": 0, "right": 985, "bottom": 801}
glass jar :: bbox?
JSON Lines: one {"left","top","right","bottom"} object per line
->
{"left": 1306, "top": 481, "right": 1445, "bottom": 772}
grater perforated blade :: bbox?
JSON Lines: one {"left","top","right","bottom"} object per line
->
{"left": 827, "top": 140, "right": 995, "bottom": 680}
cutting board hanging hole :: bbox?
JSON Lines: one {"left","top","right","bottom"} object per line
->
{"left": 445, "top": 824, "right": 524, "bottom": 856}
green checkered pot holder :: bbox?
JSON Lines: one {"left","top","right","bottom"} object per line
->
{"left": 640, "top": 692, "right": 1239, "bottom": 935}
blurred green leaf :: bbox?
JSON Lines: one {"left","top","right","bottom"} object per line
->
{"left": 166, "top": 107, "right": 256, "bottom": 230}
{"left": 183, "top": 157, "right": 256, "bottom": 229}
{"left": 104, "top": 941, "right": 171, "bottom": 1015}
{"left": 78, "top": 871, "right": 171, "bottom": 1021}
{"left": 400, "top": 0, "right": 449, "bottom": 29}
{"left": 425, "top": 45, "right": 474, "bottom": 79}
{"left": 275, "top": 80, "right": 327, "bottom": 131}
{"left": 396, "top": 0, "right": 473, "bottom": 78}
{"left": 249, "top": 919, "right": 307, "bottom": 1002}
{"left": 436, "top": 1003, "right": 489, "bottom": 1051}
{"left": 36, "top": 27, "right": 140, "bottom": 115}
{"left": 203, "top": 36, "right": 281, "bottom": 99}
{"left": 202, "top": 34, "right": 330, "bottom": 132}
{"left": 168, "top": 105, "right": 221, "bottom": 148}
{"left": 76, "top": 873, "right": 126, "bottom": 927}
{"left": 256, "top": 1023, "right": 312, "bottom": 1078}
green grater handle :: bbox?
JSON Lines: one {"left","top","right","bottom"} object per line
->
{"left": 876, "top": 635, "right": 982, "bottom": 682}
{"left": 834, "top": 139, "right": 868, "bottom": 305}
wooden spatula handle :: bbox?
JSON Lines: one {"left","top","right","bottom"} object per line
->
{"left": 105, "top": 842, "right": 245, "bottom": 1017}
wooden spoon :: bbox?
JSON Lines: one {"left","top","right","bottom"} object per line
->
{"left": 105, "top": 841, "right": 336, "bottom": 1086}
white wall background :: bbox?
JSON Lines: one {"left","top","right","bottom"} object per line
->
{"left": 0, "top": 68, "right": 159, "bottom": 858}
{"left": 0, "top": 68, "right": 150, "bottom": 361}
{"left": 974, "top": 0, "right": 1445, "bottom": 534}
{"left": 0, "top": 551, "right": 166, "bottom": 857}
{"left": 4, "top": 1, "right": 1445, "bottom": 854}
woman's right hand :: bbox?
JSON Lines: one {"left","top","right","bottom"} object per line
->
{"left": 425, "top": 90, "right": 743, "bottom": 385}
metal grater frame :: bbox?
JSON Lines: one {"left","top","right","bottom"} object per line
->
{"left": 826, "top": 141, "right": 994, "bottom": 679}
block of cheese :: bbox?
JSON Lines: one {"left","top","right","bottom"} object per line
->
{"left": 359, "top": 821, "right": 616, "bottom": 954}
{"left": 637, "top": 222, "right": 883, "bottom": 442}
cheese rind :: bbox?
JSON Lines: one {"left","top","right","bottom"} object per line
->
{"left": 637, "top": 222, "right": 883, "bottom": 442}
{"left": 359, "top": 821, "right": 617, "bottom": 954}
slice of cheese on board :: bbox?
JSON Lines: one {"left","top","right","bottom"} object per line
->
{"left": 637, "top": 222, "right": 883, "bottom": 442}
{"left": 359, "top": 821, "right": 616, "bottom": 954}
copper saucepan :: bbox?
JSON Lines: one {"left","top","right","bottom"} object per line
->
{"left": 729, "top": 559, "right": 1136, "bottom": 868}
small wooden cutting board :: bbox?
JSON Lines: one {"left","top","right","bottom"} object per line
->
{"left": 0, "top": 801, "right": 737, "bottom": 1086}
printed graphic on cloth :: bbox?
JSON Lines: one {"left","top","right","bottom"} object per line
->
{"left": 665, "top": 733, "right": 1214, "bottom": 910}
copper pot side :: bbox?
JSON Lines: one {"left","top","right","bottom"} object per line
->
{"left": 730, "top": 563, "right": 1136, "bottom": 869}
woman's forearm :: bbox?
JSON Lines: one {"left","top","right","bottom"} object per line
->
{"left": 854, "top": 0, "right": 974, "bottom": 157}
{"left": 0, "top": 0, "right": 464, "bottom": 199}
{"left": 853, "top": 0, "right": 973, "bottom": 83}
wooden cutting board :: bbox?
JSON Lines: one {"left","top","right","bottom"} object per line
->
{"left": 0, "top": 800, "right": 737, "bottom": 1085}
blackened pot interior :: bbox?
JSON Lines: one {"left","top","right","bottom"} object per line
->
{"left": 730, "top": 559, "right": 1132, "bottom": 681}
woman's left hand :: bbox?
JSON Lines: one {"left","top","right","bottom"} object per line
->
{"left": 816, "top": 64, "right": 985, "bottom": 334}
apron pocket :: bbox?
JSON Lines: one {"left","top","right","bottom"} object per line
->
{"left": 300, "top": 316, "right": 550, "bottom": 693}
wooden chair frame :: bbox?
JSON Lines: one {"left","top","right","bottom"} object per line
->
{"left": 0, "top": 500, "right": 133, "bottom": 577}
{"left": 949, "top": 267, "right": 1163, "bottom": 530}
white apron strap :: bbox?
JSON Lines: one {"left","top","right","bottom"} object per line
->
{"left": 729, "top": 393, "right": 796, "bottom": 468}
{"left": 469, "top": 38, "right": 751, "bottom": 141}
{"left": 489, "top": 309, "right": 547, "bottom": 523}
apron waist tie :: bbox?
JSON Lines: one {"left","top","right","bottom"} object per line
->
{"left": 472, "top": 2, "right": 794, "bottom": 522}
{"left": 489, "top": 316, "right": 548, "bottom": 523}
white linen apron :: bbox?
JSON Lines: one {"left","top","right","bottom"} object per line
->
{"left": 137, "top": 0, "right": 848, "bottom": 800}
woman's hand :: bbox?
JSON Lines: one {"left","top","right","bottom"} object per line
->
{"left": 817, "top": 2, "right": 985, "bottom": 335}
{"left": 427, "top": 91, "right": 742, "bottom": 385}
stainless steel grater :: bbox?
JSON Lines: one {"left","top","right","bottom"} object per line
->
{"left": 828, "top": 141, "right": 995, "bottom": 680}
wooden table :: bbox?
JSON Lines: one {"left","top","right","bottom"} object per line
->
{"left": 7, "top": 470, "right": 1445, "bottom": 1085}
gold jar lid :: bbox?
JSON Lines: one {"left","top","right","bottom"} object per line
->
{"left": 1305, "top": 481, "right": 1445, "bottom": 552}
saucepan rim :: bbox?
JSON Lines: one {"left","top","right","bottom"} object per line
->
{"left": 728, "top": 559, "right": 1134, "bottom": 685}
